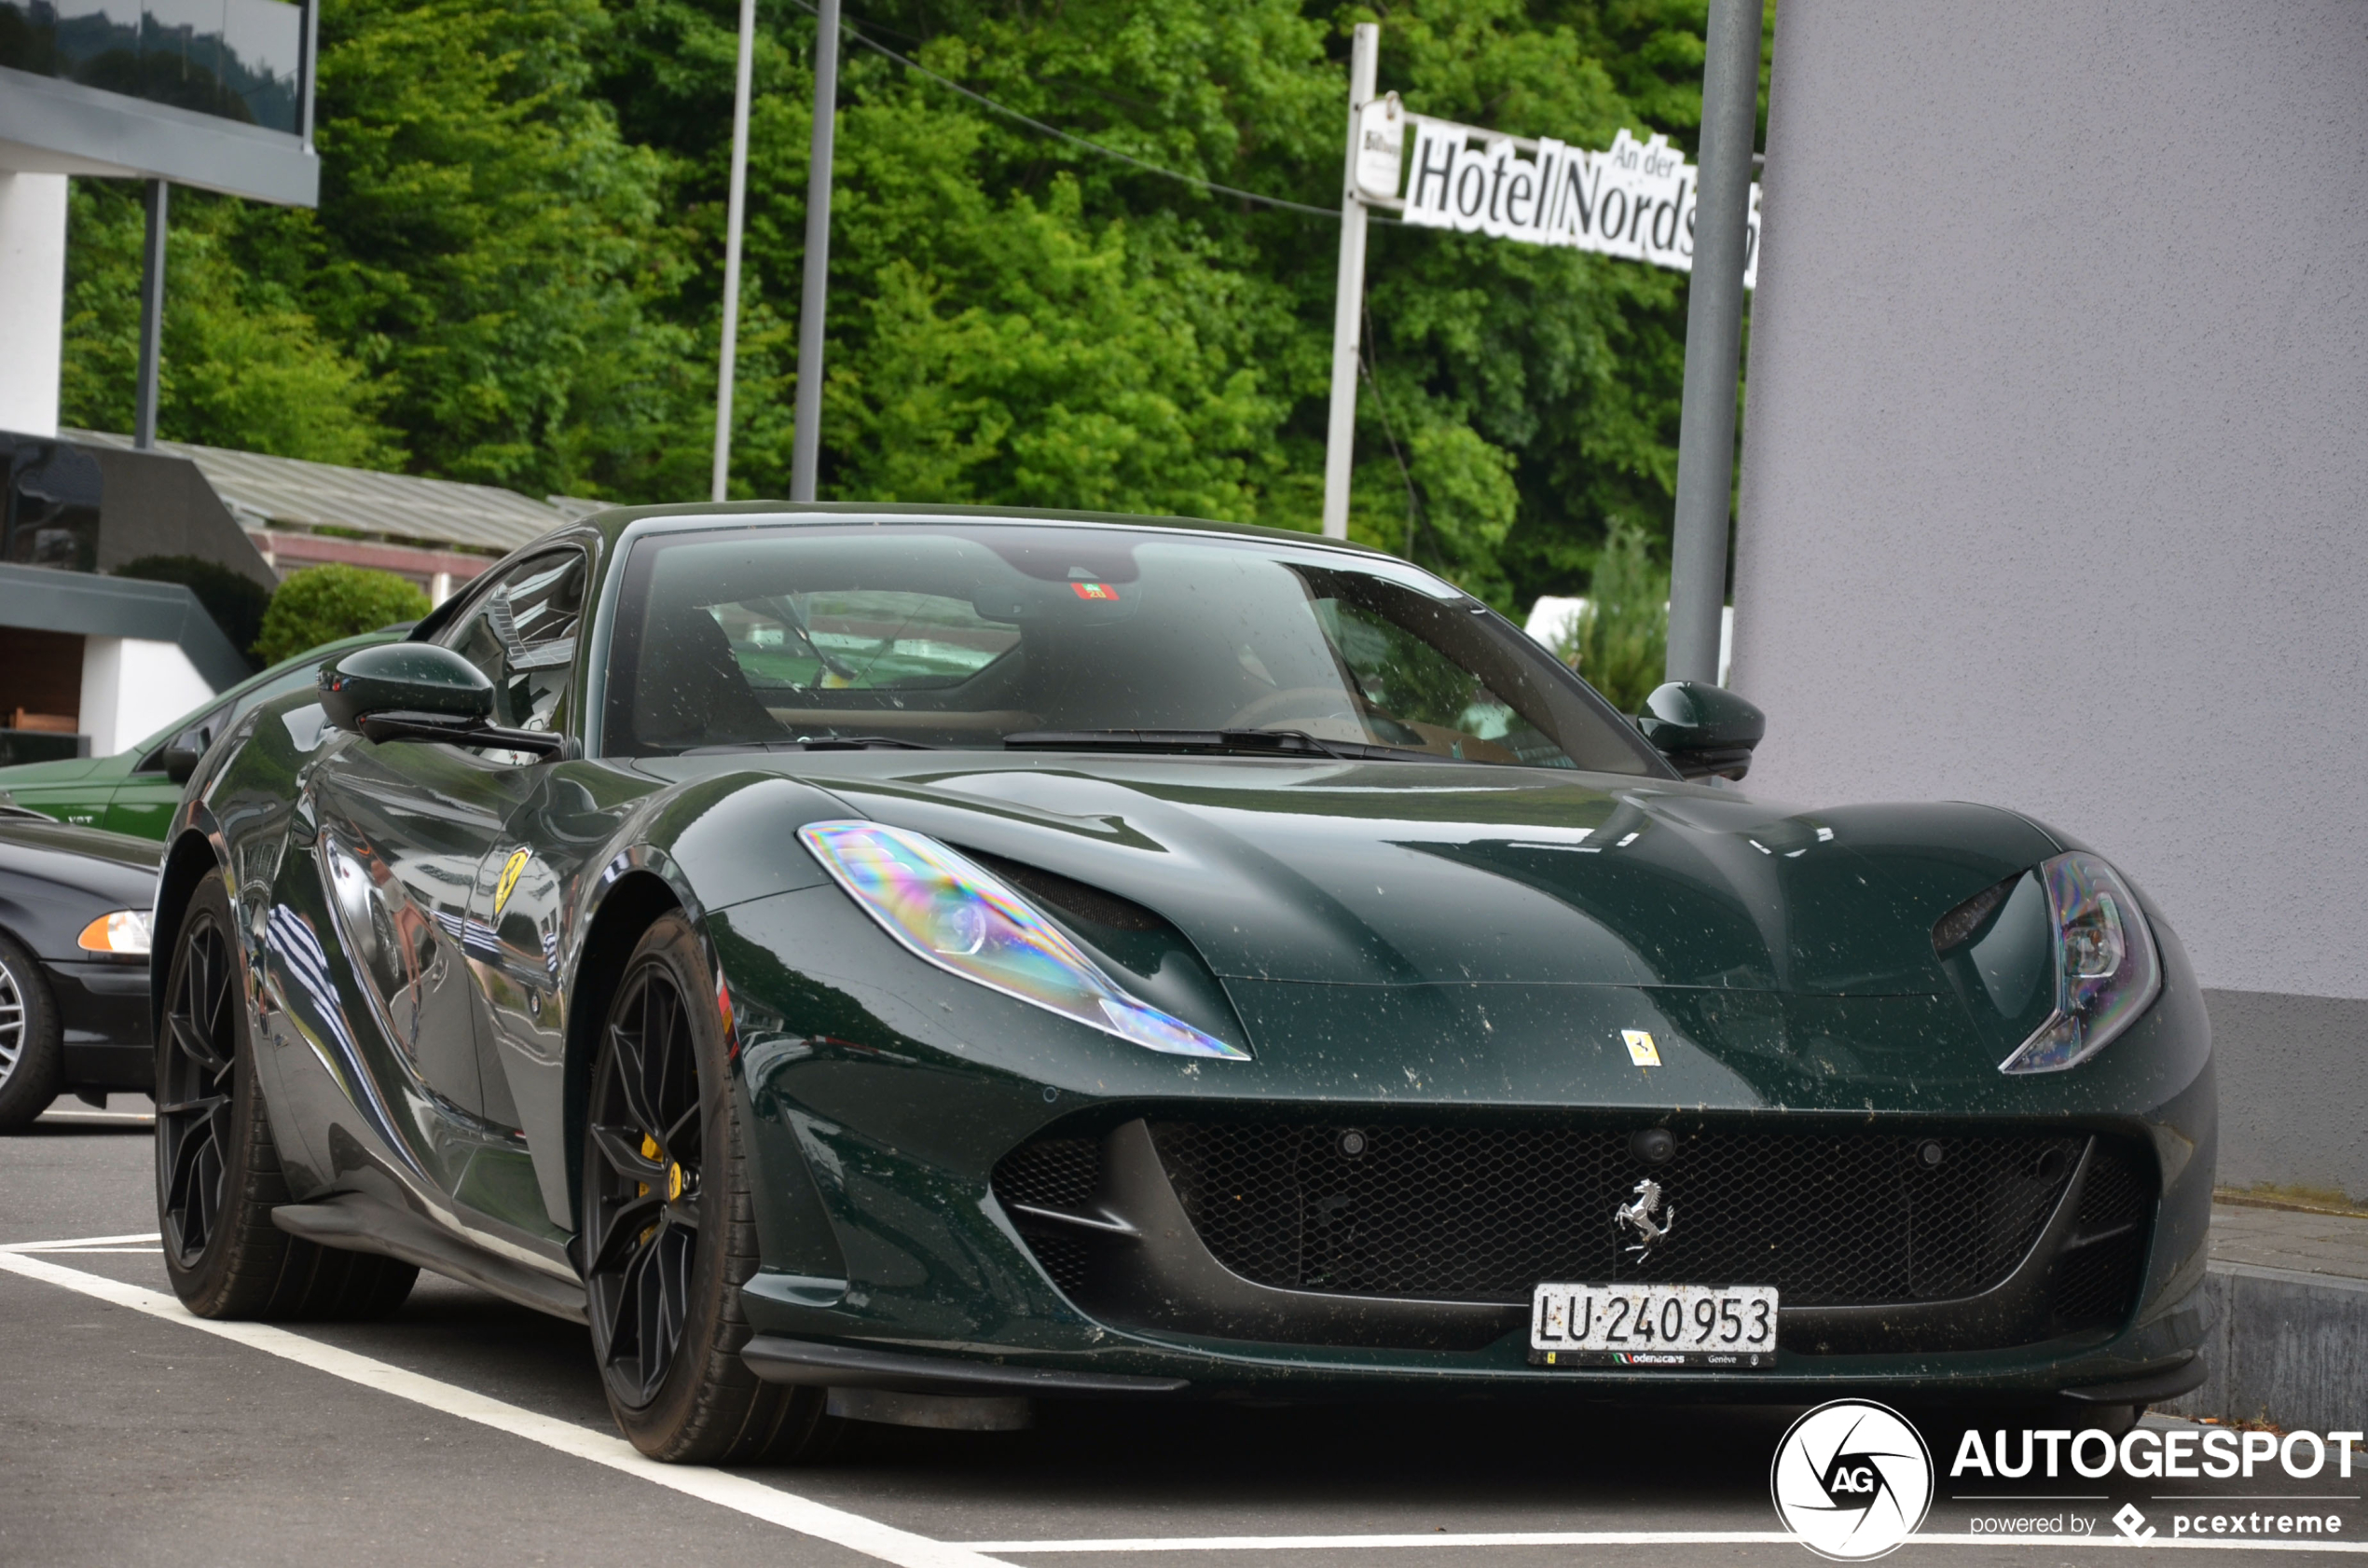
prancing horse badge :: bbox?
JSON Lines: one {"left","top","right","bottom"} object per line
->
{"left": 494, "top": 848, "right": 531, "bottom": 915}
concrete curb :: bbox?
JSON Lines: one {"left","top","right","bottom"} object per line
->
{"left": 2159, "top": 1261, "right": 2368, "bottom": 1433}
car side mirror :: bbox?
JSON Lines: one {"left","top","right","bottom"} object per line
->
{"left": 319, "top": 643, "right": 492, "bottom": 732}
{"left": 1636, "top": 681, "right": 1766, "bottom": 781}
{"left": 317, "top": 642, "right": 569, "bottom": 759}
{"left": 162, "top": 743, "right": 202, "bottom": 784}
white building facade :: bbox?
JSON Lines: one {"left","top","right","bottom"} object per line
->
{"left": 1732, "top": 0, "right": 2368, "bottom": 1200}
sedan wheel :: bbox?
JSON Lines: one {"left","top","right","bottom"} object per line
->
{"left": 0, "top": 932, "right": 62, "bottom": 1131}
{"left": 582, "top": 912, "right": 838, "bottom": 1463}
{"left": 158, "top": 901, "right": 238, "bottom": 1263}
{"left": 157, "top": 874, "right": 418, "bottom": 1318}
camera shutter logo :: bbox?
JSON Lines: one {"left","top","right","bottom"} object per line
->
{"left": 1769, "top": 1400, "right": 1933, "bottom": 1561}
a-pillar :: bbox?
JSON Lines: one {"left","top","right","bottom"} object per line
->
{"left": 0, "top": 172, "right": 68, "bottom": 438}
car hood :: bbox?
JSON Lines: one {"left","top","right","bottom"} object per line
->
{"left": 0, "top": 755, "right": 111, "bottom": 788}
{"left": 661, "top": 754, "right": 2061, "bottom": 997}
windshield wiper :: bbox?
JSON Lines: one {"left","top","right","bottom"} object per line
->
{"left": 681, "top": 735, "right": 935, "bottom": 755}
{"left": 1002, "top": 728, "right": 1452, "bottom": 763}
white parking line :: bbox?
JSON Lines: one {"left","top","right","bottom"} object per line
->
{"left": 965, "top": 1534, "right": 1806, "bottom": 1552}
{"left": 964, "top": 1534, "right": 2368, "bottom": 1554}
{"left": 7, "top": 1242, "right": 2362, "bottom": 1561}
{"left": 0, "top": 1231, "right": 164, "bottom": 1251}
{"left": 0, "top": 1247, "right": 1009, "bottom": 1568}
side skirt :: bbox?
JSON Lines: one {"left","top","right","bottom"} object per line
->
{"left": 272, "top": 1192, "right": 587, "bottom": 1324}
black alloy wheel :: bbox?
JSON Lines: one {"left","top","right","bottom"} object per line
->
{"left": 581, "top": 913, "right": 838, "bottom": 1463}
{"left": 158, "top": 900, "right": 238, "bottom": 1264}
{"left": 157, "top": 873, "right": 418, "bottom": 1319}
{"left": 585, "top": 952, "right": 706, "bottom": 1407}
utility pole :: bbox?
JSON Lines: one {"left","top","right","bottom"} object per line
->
{"left": 1318, "top": 23, "right": 1379, "bottom": 541}
{"left": 1665, "top": 0, "right": 1762, "bottom": 683}
{"left": 789, "top": 0, "right": 840, "bottom": 503}
{"left": 710, "top": 0, "right": 756, "bottom": 502}
{"left": 133, "top": 179, "right": 167, "bottom": 449}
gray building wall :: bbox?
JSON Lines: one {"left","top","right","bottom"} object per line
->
{"left": 1733, "top": 1, "right": 2368, "bottom": 1199}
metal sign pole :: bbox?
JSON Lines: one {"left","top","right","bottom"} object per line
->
{"left": 132, "top": 178, "right": 167, "bottom": 450}
{"left": 1665, "top": 0, "right": 1762, "bottom": 683}
{"left": 1318, "top": 23, "right": 1378, "bottom": 541}
{"left": 709, "top": 0, "right": 756, "bottom": 503}
{"left": 789, "top": 0, "right": 841, "bottom": 504}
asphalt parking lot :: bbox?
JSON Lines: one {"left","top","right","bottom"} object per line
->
{"left": 4, "top": 1108, "right": 2359, "bottom": 1567}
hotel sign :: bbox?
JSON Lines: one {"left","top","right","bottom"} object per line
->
{"left": 1357, "top": 97, "right": 1759, "bottom": 289}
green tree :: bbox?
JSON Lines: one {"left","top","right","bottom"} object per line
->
{"left": 60, "top": 184, "right": 398, "bottom": 465}
{"left": 59, "top": 0, "right": 1767, "bottom": 621}
{"left": 252, "top": 564, "right": 431, "bottom": 666}
{"left": 1552, "top": 516, "right": 1668, "bottom": 713}
{"left": 62, "top": 0, "right": 688, "bottom": 499}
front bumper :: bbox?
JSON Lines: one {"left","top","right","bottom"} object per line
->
{"left": 713, "top": 889, "right": 2216, "bottom": 1405}
{"left": 48, "top": 956, "right": 153, "bottom": 1091}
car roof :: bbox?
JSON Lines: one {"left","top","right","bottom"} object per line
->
{"left": 408, "top": 502, "right": 1423, "bottom": 646}
{"left": 571, "top": 502, "right": 1403, "bottom": 559}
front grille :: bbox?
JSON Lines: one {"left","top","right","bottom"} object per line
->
{"left": 2054, "top": 1141, "right": 2153, "bottom": 1330}
{"left": 1147, "top": 1120, "right": 2114, "bottom": 1308}
{"left": 995, "top": 1135, "right": 1100, "bottom": 1214}
{"left": 993, "top": 1136, "right": 1101, "bottom": 1296}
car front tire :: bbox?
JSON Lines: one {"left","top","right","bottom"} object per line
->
{"left": 157, "top": 873, "right": 418, "bottom": 1319}
{"left": 581, "top": 911, "right": 839, "bottom": 1464}
{"left": 0, "top": 930, "right": 62, "bottom": 1131}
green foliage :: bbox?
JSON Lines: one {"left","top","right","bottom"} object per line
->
{"left": 62, "top": 0, "right": 686, "bottom": 496}
{"left": 252, "top": 564, "right": 431, "bottom": 667}
{"left": 1552, "top": 516, "right": 1667, "bottom": 714}
{"left": 61, "top": 184, "right": 398, "bottom": 465}
{"left": 114, "top": 556, "right": 274, "bottom": 670}
{"left": 60, "top": 0, "right": 1769, "bottom": 614}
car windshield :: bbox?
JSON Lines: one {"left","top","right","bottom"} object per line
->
{"left": 601, "top": 523, "right": 1661, "bottom": 775}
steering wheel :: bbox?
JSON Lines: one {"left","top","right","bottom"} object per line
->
{"left": 1223, "top": 686, "right": 1363, "bottom": 731}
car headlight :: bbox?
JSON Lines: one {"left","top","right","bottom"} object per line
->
{"left": 77, "top": 909, "right": 152, "bottom": 956}
{"left": 798, "top": 819, "right": 1249, "bottom": 1061}
{"left": 1997, "top": 851, "right": 2161, "bottom": 1074}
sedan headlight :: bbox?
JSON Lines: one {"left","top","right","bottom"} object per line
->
{"left": 798, "top": 819, "right": 1249, "bottom": 1061}
{"left": 77, "top": 909, "right": 152, "bottom": 956}
{"left": 1997, "top": 851, "right": 2161, "bottom": 1074}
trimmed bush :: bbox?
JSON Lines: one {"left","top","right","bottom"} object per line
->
{"left": 252, "top": 563, "right": 431, "bottom": 667}
{"left": 115, "top": 555, "right": 274, "bottom": 670}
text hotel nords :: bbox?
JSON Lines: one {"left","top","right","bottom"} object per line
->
{"left": 1362, "top": 97, "right": 1760, "bottom": 288}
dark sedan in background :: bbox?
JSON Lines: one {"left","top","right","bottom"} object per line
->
{"left": 0, "top": 807, "right": 159, "bottom": 1128}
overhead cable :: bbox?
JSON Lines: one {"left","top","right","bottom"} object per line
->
{"left": 782, "top": 0, "right": 1345, "bottom": 220}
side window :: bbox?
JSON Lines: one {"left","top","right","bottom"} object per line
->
{"left": 135, "top": 701, "right": 234, "bottom": 775}
{"left": 442, "top": 552, "right": 587, "bottom": 738}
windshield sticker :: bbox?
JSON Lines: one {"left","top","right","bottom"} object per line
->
{"left": 1070, "top": 582, "right": 1119, "bottom": 600}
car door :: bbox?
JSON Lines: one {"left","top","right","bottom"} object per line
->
{"left": 440, "top": 549, "right": 647, "bottom": 1230}
{"left": 427, "top": 547, "right": 602, "bottom": 1232}
{"left": 292, "top": 550, "right": 587, "bottom": 1210}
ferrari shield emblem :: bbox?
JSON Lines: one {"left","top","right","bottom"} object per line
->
{"left": 1622, "top": 1028, "right": 1661, "bottom": 1066}
{"left": 494, "top": 848, "right": 531, "bottom": 915}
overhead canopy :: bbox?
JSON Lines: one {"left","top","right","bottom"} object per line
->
{"left": 66, "top": 429, "right": 581, "bottom": 557}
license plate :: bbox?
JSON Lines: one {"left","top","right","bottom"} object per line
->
{"left": 1528, "top": 1282, "right": 1778, "bottom": 1368}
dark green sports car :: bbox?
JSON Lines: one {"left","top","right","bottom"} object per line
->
{"left": 153, "top": 504, "right": 2211, "bottom": 1463}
